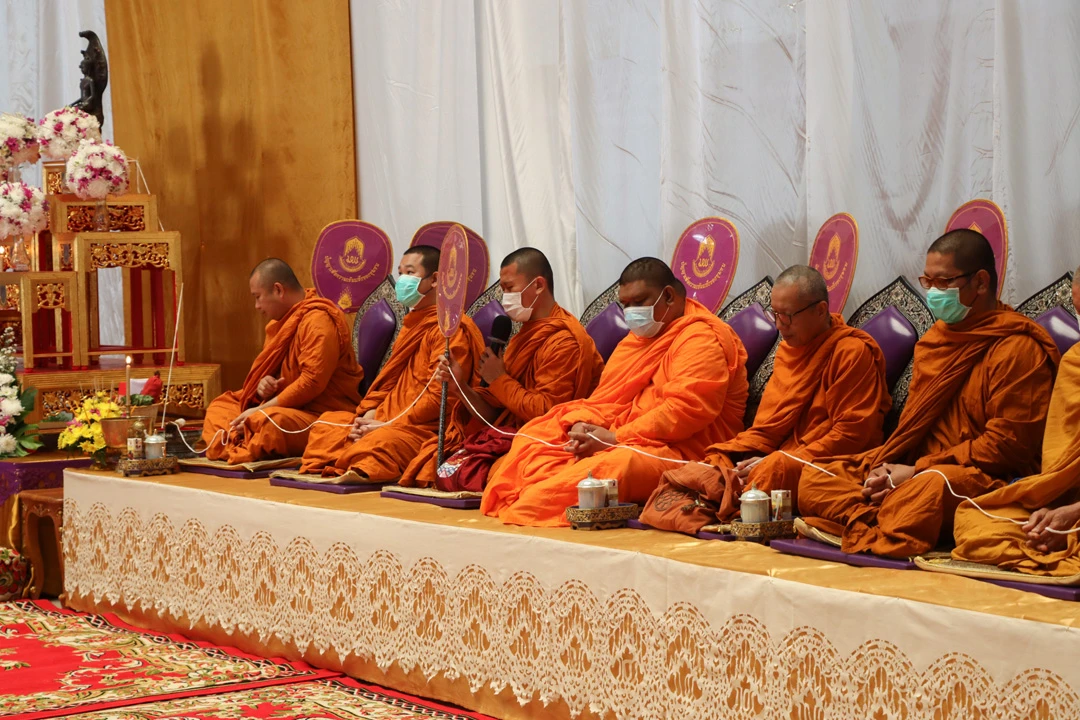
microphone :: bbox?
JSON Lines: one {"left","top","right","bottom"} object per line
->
{"left": 481, "top": 314, "right": 514, "bottom": 387}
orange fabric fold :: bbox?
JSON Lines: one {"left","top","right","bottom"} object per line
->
{"left": 298, "top": 306, "right": 485, "bottom": 481}
{"left": 798, "top": 306, "right": 1060, "bottom": 557}
{"left": 649, "top": 315, "right": 890, "bottom": 526}
{"left": 481, "top": 299, "right": 748, "bottom": 527}
{"left": 952, "top": 343, "right": 1080, "bottom": 575}
{"left": 399, "top": 304, "right": 604, "bottom": 487}
{"left": 203, "top": 290, "right": 363, "bottom": 463}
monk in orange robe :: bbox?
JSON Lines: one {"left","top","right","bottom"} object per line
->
{"left": 951, "top": 270, "right": 1080, "bottom": 575}
{"left": 297, "top": 246, "right": 484, "bottom": 483}
{"left": 402, "top": 247, "right": 604, "bottom": 488}
{"left": 642, "top": 265, "right": 890, "bottom": 530}
{"left": 201, "top": 258, "right": 363, "bottom": 464}
{"left": 482, "top": 257, "right": 749, "bottom": 527}
{"left": 797, "top": 230, "right": 1060, "bottom": 558}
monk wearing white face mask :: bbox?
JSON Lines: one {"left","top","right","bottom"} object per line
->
{"left": 481, "top": 257, "right": 749, "bottom": 527}
{"left": 400, "top": 247, "right": 605, "bottom": 489}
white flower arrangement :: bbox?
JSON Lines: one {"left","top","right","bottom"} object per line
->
{"left": 0, "top": 181, "right": 48, "bottom": 238}
{"left": 37, "top": 107, "right": 101, "bottom": 161}
{"left": 0, "top": 326, "right": 41, "bottom": 458}
{"left": 65, "top": 139, "right": 129, "bottom": 200}
{"left": 0, "top": 113, "right": 40, "bottom": 167}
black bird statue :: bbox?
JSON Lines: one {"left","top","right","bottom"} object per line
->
{"left": 71, "top": 30, "right": 109, "bottom": 128}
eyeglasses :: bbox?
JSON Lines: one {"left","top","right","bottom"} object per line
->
{"left": 918, "top": 272, "right": 973, "bottom": 290}
{"left": 768, "top": 300, "right": 823, "bottom": 325}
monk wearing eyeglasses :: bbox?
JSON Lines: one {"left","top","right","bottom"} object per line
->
{"left": 640, "top": 265, "right": 889, "bottom": 533}
{"left": 796, "top": 229, "right": 1059, "bottom": 558}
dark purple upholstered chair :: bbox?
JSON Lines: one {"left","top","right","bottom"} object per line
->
{"left": 1036, "top": 306, "right": 1080, "bottom": 356}
{"left": 719, "top": 278, "right": 776, "bottom": 423}
{"left": 579, "top": 282, "right": 629, "bottom": 363}
{"left": 859, "top": 306, "right": 918, "bottom": 390}
{"left": 354, "top": 299, "right": 398, "bottom": 395}
{"left": 1017, "top": 273, "right": 1078, "bottom": 357}
{"left": 846, "top": 277, "right": 934, "bottom": 427}
{"left": 352, "top": 277, "right": 407, "bottom": 395}
{"left": 725, "top": 303, "right": 778, "bottom": 379}
{"left": 467, "top": 281, "right": 516, "bottom": 345}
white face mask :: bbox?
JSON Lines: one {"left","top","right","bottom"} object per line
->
{"left": 501, "top": 278, "right": 539, "bottom": 322}
{"left": 624, "top": 287, "right": 670, "bottom": 338}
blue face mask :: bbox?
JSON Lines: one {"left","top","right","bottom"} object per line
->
{"left": 395, "top": 274, "right": 425, "bottom": 308}
{"left": 624, "top": 287, "right": 670, "bottom": 338}
{"left": 926, "top": 287, "right": 971, "bottom": 325}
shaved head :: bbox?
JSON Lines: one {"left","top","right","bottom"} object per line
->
{"left": 775, "top": 265, "right": 829, "bottom": 306}
{"left": 501, "top": 247, "right": 554, "bottom": 291}
{"left": 250, "top": 258, "right": 302, "bottom": 292}
{"left": 928, "top": 229, "right": 997, "bottom": 293}
{"left": 618, "top": 257, "right": 686, "bottom": 296}
{"left": 405, "top": 245, "right": 440, "bottom": 275}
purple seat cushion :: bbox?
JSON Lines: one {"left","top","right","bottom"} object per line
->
{"left": 1036, "top": 306, "right": 1080, "bottom": 357}
{"left": 586, "top": 303, "right": 630, "bottom": 362}
{"left": 727, "top": 303, "right": 779, "bottom": 377}
{"left": 355, "top": 298, "right": 398, "bottom": 395}
{"left": 859, "top": 306, "right": 918, "bottom": 389}
{"left": 381, "top": 489, "right": 482, "bottom": 509}
{"left": 471, "top": 300, "right": 507, "bottom": 344}
{"left": 770, "top": 537, "right": 915, "bottom": 570}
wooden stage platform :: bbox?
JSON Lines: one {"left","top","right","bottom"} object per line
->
{"left": 61, "top": 468, "right": 1080, "bottom": 720}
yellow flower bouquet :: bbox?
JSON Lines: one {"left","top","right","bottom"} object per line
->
{"left": 58, "top": 392, "right": 122, "bottom": 466}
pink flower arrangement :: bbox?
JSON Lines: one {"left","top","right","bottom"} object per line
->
{"left": 0, "top": 181, "right": 48, "bottom": 237}
{"left": 37, "top": 107, "right": 101, "bottom": 161}
{"left": 0, "top": 113, "right": 40, "bottom": 168}
{"left": 65, "top": 139, "right": 129, "bottom": 200}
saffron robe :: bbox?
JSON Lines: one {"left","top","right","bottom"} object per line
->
{"left": 398, "top": 304, "right": 604, "bottom": 487}
{"left": 952, "top": 342, "right": 1080, "bottom": 575}
{"left": 482, "top": 299, "right": 749, "bottom": 527}
{"left": 298, "top": 305, "right": 484, "bottom": 481}
{"left": 202, "top": 290, "right": 363, "bottom": 463}
{"left": 798, "top": 306, "right": 1060, "bottom": 558}
{"left": 648, "top": 315, "right": 890, "bottom": 523}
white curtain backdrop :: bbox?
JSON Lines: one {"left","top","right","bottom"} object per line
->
{"left": 351, "top": 0, "right": 1080, "bottom": 315}
{"left": 0, "top": 0, "right": 122, "bottom": 345}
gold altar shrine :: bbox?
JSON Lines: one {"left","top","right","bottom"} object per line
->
{"left": 5, "top": 159, "right": 220, "bottom": 423}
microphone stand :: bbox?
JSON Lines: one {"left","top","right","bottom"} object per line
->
{"left": 436, "top": 338, "right": 450, "bottom": 467}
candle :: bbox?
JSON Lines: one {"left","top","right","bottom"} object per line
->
{"left": 125, "top": 355, "right": 132, "bottom": 410}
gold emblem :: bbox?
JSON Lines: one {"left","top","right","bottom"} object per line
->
{"left": 444, "top": 244, "right": 460, "bottom": 295}
{"left": 692, "top": 235, "right": 716, "bottom": 278}
{"left": 337, "top": 288, "right": 352, "bottom": 309}
{"left": 338, "top": 237, "right": 366, "bottom": 273}
{"left": 823, "top": 234, "right": 842, "bottom": 280}
{"left": 968, "top": 221, "right": 983, "bottom": 234}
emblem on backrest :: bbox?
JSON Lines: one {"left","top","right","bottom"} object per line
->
{"left": 823, "top": 234, "right": 842, "bottom": 280}
{"left": 338, "top": 237, "right": 366, "bottom": 273}
{"left": 692, "top": 235, "right": 716, "bottom": 278}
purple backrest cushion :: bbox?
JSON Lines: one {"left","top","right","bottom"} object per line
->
{"left": 471, "top": 300, "right": 507, "bottom": 344}
{"left": 727, "top": 303, "right": 779, "bottom": 378}
{"left": 355, "top": 298, "right": 398, "bottom": 395}
{"left": 860, "top": 306, "right": 918, "bottom": 389}
{"left": 585, "top": 303, "right": 630, "bottom": 362}
{"left": 1036, "top": 306, "right": 1080, "bottom": 357}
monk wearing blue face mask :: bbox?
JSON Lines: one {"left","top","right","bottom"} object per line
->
{"left": 296, "top": 246, "right": 485, "bottom": 483}
{"left": 481, "top": 257, "right": 749, "bottom": 527}
{"left": 796, "top": 229, "right": 1060, "bottom": 558}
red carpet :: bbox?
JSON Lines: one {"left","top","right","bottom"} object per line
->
{"left": 0, "top": 600, "right": 338, "bottom": 720}
{"left": 57, "top": 678, "right": 498, "bottom": 719}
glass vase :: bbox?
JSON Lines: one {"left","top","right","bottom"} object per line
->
{"left": 94, "top": 199, "right": 109, "bottom": 231}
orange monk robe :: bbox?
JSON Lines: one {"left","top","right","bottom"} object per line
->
{"left": 798, "top": 306, "right": 1060, "bottom": 558}
{"left": 482, "top": 299, "right": 749, "bottom": 527}
{"left": 952, "top": 343, "right": 1080, "bottom": 575}
{"left": 202, "top": 290, "right": 363, "bottom": 464}
{"left": 298, "top": 304, "right": 485, "bottom": 481}
{"left": 659, "top": 316, "right": 890, "bottom": 520}
{"left": 398, "top": 304, "right": 605, "bottom": 487}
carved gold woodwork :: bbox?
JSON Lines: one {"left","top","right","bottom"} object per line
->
{"left": 49, "top": 194, "right": 158, "bottom": 234}
{"left": 35, "top": 283, "right": 66, "bottom": 310}
{"left": 1, "top": 272, "right": 82, "bottom": 369}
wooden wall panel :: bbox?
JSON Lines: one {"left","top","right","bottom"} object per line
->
{"left": 104, "top": 0, "right": 357, "bottom": 388}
